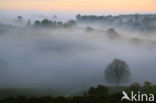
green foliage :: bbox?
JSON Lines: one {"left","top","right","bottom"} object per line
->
{"left": 124, "top": 81, "right": 156, "bottom": 94}
{"left": 1, "top": 81, "right": 156, "bottom": 103}
{"left": 0, "top": 94, "right": 122, "bottom": 103}
{"left": 125, "top": 82, "right": 142, "bottom": 94}
{"left": 83, "top": 85, "right": 109, "bottom": 97}
{"left": 143, "top": 81, "right": 153, "bottom": 94}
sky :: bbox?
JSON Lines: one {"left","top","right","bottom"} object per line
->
{"left": 0, "top": 0, "right": 156, "bottom": 13}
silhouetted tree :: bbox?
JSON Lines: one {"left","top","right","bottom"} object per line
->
{"left": 27, "top": 19, "right": 31, "bottom": 26}
{"left": 41, "top": 19, "right": 50, "bottom": 26}
{"left": 68, "top": 20, "right": 77, "bottom": 26}
{"left": 76, "top": 14, "right": 81, "bottom": 21}
{"left": 104, "top": 59, "right": 131, "bottom": 86}
{"left": 106, "top": 28, "right": 121, "bottom": 39}
{"left": 97, "top": 16, "right": 104, "bottom": 21}
{"left": 34, "top": 20, "right": 40, "bottom": 26}
{"left": 57, "top": 21, "right": 63, "bottom": 27}
{"left": 17, "top": 16, "right": 23, "bottom": 22}
{"left": 64, "top": 20, "right": 77, "bottom": 28}
{"left": 86, "top": 27, "right": 94, "bottom": 32}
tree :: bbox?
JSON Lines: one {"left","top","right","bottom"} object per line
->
{"left": 125, "top": 83, "right": 141, "bottom": 94}
{"left": 106, "top": 28, "right": 121, "bottom": 39}
{"left": 17, "top": 16, "right": 23, "bottom": 22}
{"left": 84, "top": 85, "right": 108, "bottom": 97}
{"left": 41, "top": 19, "right": 50, "bottom": 26}
{"left": 76, "top": 14, "right": 81, "bottom": 21}
{"left": 34, "top": 20, "right": 40, "bottom": 26}
{"left": 143, "top": 81, "right": 153, "bottom": 94}
{"left": 104, "top": 59, "right": 131, "bottom": 86}
{"left": 64, "top": 20, "right": 77, "bottom": 28}
{"left": 57, "top": 21, "right": 63, "bottom": 27}
{"left": 67, "top": 20, "right": 77, "bottom": 26}
{"left": 27, "top": 19, "right": 31, "bottom": 26}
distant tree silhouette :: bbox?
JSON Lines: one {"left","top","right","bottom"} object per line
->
{"left": 106, "top": 28, "right": 121, "bottom": 39}
{"left": 97, "top": 16, "right": 104, "bottom": 21}
{"left": 76, "top": 14, "right": 81, "bottom": 21}
{"left": 17, "top": 16, "right": 23, "bottom": 22}
{"left": 27, "top": 19, "right": 31, "bottom": 26}
{"left": 86, "top": 27, "right": 94, "bottom": 32}
{"left": 33, "top": 19, "right": 77, "bottom": 28}
{"left": 41, "top": 19, "right": 51, "bottom": 26}
{"left": 68, "top": 20, "right": 77, "bottom": 26}
{"left": 57, "top": 21, "right": 63, "bottom": 27}
{"left": 64, "top": 20, "right": 77, "bottom": 28}
{"left": 34, "top": 20, "right": 40, "bottom": 26}
{"left": 34, "top": 19, "right": 58, "bottom": 27}
{"left": 104, "top": 59, "right": 131, "bottom": 86}
{"left": 52, "top": 15, "right": 57, "bottom": 21}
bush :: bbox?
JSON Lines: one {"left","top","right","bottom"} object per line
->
{"left": 83, "top": 85, "right": 108, "bottom": 97}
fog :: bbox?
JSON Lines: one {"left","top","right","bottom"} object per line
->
{"left": 0, "top": 19, "right": 156, "bottom": 91}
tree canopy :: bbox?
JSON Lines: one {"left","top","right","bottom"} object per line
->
{"left": 104, "top": 59, "right": 131, "bottom": 85}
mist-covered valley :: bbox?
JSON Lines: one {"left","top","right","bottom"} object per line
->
{"left": 0, "top": 14, "right": 156, "bottom": 97}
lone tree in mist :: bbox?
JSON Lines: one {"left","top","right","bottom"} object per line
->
{"left": 104, "top": 59, "right": 131, "bottom": 86}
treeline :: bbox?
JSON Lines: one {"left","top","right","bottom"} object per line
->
{"left": 16, "top": 14, "right": 156, "bottom": 32}
{"left": 76, "top": 14, "right": 156, "bottom": 32}
{"left": 33, "top": 19, "right": 77, "bottom": 28}
{"left": 0, "top": 81, "right": 155, "bottom": 103}
{"left": 16, "top": 16, "right": 77, "bottom": 28}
